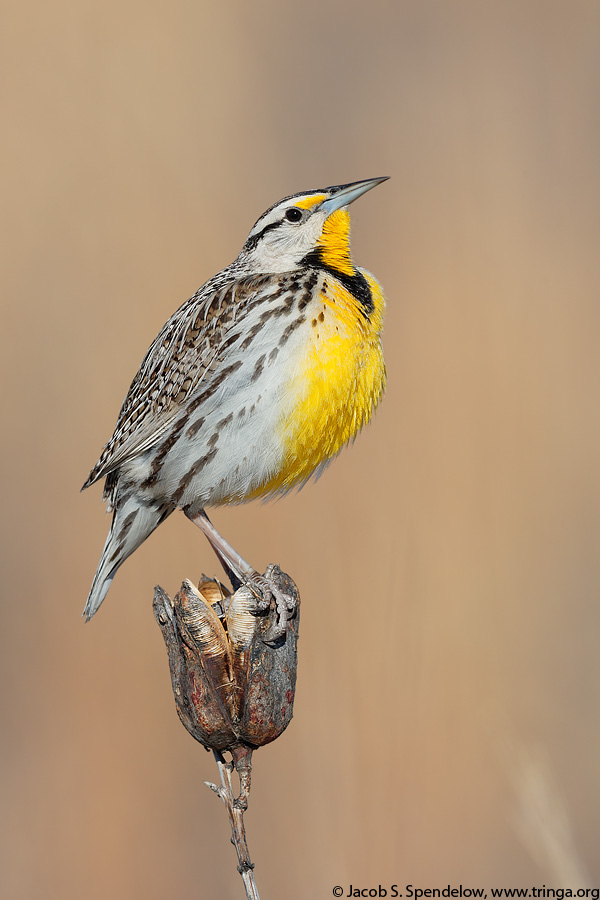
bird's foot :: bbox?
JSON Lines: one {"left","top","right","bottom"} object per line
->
{"left": 244, "top": 564, "right": 297, "bottom": 642}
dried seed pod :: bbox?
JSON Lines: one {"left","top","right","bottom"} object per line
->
{"left": 197, "top": 576, "right": 230, "bottom": 614}
{"left": 154, "top": 567, "right": 300, "bottom": 753}
{"left": 176, "top": 579, "right": 234, "bottom": 714}
{"left": 236, "top": 567, "right": 299, "bottom": 747}
{"left": 226, "top": 585, "right": 259, "bottom": 722}
{"left": 155, "top": 583, "right": 236, "bottom": 750}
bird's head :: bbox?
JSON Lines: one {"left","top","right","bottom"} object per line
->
{"left": 238, "top": 177, "right": 389, "bottom": 275}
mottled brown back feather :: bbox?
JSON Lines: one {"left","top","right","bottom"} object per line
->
{"left": 82, "top": 271, "right": 286, "bottom": 490}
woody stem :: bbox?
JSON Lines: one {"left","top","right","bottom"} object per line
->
{"left": 206, "top": 748, "right": 260, "bottom": 900}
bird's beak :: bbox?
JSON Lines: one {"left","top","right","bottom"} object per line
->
{"left": 318, "top": 177, "right": 389, "bottom": 216}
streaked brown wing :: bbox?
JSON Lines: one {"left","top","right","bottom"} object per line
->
{"left": 82, "top": 272, "right": 275, "bottom": 489}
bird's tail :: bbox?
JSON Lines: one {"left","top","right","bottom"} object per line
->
{"left": 83, "top": 496, "right": 173, "bottom": 621}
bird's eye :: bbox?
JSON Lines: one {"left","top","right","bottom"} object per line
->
{"left": 285, "top": 207, "right": 303, "bottom": 223}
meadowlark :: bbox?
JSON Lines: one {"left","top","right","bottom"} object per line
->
{"left": 83, "top": 177, "right": 388, "bottom": 632}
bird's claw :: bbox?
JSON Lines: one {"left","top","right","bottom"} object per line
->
{"left": 244, "top": 566, "right": 296, "bottom": 641}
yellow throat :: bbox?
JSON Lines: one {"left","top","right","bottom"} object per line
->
{"left": 258, "top": 206, "right": 386, "bottom": 496}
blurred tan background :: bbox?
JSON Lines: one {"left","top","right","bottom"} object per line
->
{"left": 2, "top": 1, "right": 599, "bottom": 896}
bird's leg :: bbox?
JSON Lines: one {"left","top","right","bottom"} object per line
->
{"left": 200, "top": 534, "right": 243, "bottom": 594}
{"left": 186, "top": 509, "right": 254, "bottom": 580}
{"left": 185, "top": 509, "right": 295, "bottom": 638}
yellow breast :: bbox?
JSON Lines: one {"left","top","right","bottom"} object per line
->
{"left": 258, "top": 269, "right": 386, "bottom": 496}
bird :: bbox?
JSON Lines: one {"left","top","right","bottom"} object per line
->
{"left": 82, "top": 177, "right": 388, "bottom": 632}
